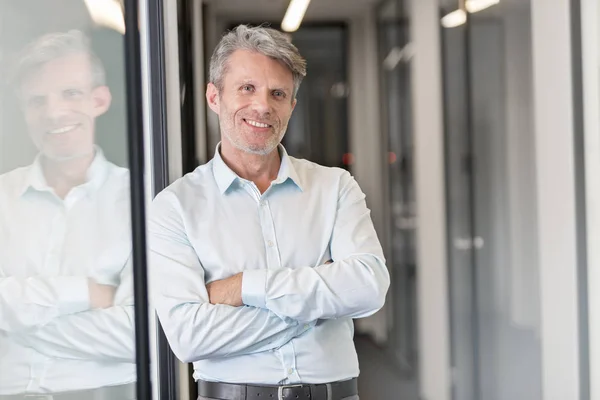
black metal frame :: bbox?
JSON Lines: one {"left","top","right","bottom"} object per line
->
{"left": 123, "top": 0, "right": 152, "bottom": 399}
{"left": 178, "top": 0, "right": 200, "bottom": 173}
{"left": 146, "top": 1, "right": 182, "bottom": 399}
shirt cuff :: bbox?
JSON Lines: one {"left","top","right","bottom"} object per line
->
{"left": 55, "top": 277, "right": 91, "bottom": 315}
{"left": 241, "top": 269, "right": 268, "bottom": 309}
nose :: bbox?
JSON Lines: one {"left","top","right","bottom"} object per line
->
{"left": 44, "top": 94, "right": 69, "bottom": 121}
{"left": 251, "top": 89, "right": 273, "bottom": 115}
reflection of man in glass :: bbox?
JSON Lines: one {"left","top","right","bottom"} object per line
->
{"left": 0, "top": 30, "right": 136, "bottom": 399}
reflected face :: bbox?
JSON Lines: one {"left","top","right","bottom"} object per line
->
{"left": 207, "top": 50, "right": 296, "bottom": 155}
{"left": 19, "top": 53, "right": 111, "bottom": 161}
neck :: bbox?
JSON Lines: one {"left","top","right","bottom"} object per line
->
{"left": 220, "top": 140, "right": 281, "bottom": 194}
{"left": 42, "top": 152, "right": 95, "bottom": 199}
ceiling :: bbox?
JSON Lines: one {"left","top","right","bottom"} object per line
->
{"left": 204, "top": 0, "right": 382, "bottom": 21}
{"left": 205, "top": 0, "right": 531, "bottom": 23}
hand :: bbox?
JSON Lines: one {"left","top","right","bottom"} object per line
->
{"left": 206, "top": 273, "right": 243, "bottom": 307}
{"left": 88, "top": 279, "right": 117, "bottom": 309}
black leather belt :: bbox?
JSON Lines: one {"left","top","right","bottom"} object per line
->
{"left": 198, "top": 378, "right": 357, "bottom": 400}
{"left": 0, "top": 383, "right": 136, "bottom": 400}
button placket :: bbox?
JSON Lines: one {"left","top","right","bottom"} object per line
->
{"left": 45, "top": 208, "right": 67, "bottom": 273}
{"left": 259, "top": 200, "right": 281, "bottom": 269}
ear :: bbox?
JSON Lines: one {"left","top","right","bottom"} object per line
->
{"left": 206, "top": 82, "right": 220, "bottom": 115}
{"left": 291, "top": 97, "right": 297, "bottom": 111}
{"left": 90, "top": 86, "right": 112, "bottom": 117}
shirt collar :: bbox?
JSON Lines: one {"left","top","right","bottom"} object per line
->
{"left": 212, "top": 142, "right": 304, "bottom": 195}
{"left": 20, "top": 147, "right": 110, "bottom": 197}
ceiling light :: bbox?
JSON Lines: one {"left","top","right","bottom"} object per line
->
{"left": 84, "top": 0, "right": 125, "bottom": 34}
{"left": 441, "top": 9, "right": 467, "bottom": 28}
{"left": 441, "top": 0, "right": 500, "bottom": 28}
{"left": 281, "top": 0, "right": 311, "bottom": 33}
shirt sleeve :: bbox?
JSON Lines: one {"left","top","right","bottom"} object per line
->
{"left": 149, "top": 189, "right": 315, "bottom": 364}
{"left": 242, "top": 171, "right": 391, "bottom": 323}
{"left": 0, "top": 273, "right": 90, "bottom": 332}
{"left": 11, "top": 257, "right": 136, "bottom": 362}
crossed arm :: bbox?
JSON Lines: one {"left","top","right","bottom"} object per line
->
{"left": 208, "top": 172, "right": 390, "bottom": 323}
{"left": 0, "top": 259, "right": 136, "bottom": 362}
{"left": 149, "top": 191, "right": 314, "bottom": 364}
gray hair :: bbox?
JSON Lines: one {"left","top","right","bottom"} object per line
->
{"left": 209, "top": 24, "right": 307, "bottom": 98}
{"left": 10, "top": 30, "right": 106, "bottom": 90}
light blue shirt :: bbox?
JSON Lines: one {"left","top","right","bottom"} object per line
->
{"left": 0, "top": 149, "right": 136, "bottom": 394}
{"left": 149, "top": 144, "right": 390, "bottom": 385}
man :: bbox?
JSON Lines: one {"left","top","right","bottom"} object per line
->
{"left": 0, "top": 30, "right": 136, "bottom": 399}
{"left": 150, "top": 24, "right": 390, "bottom": 400}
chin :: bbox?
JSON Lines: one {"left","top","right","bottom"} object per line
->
{"left": 44, "top": 149, "right": 93, "bottom": 162}
{"left": 228, "top": 136, "right": 276, "bottom": 156}
{"left": 247, "top": 141, "right": 280, "bottom": 155}
{"left": 241, "top": 146, "right": 271, "bottom": 156}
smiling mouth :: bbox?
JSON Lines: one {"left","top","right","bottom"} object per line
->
{"left": 47, "top": 124, "right": 79, "bottom": 135}
{"left": 243, "top": 118, "right": 272, "bottom": 128}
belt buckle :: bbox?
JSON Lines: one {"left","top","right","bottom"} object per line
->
{"left": 24, "top": 396, "right": 54, "bottom": 400}
{"left": 277, "top": 384, "right": 304, "bottom": 400}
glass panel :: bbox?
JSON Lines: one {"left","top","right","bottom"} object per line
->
{"left": 442, "top": 0, "right": 542, "bottom": 399}
{"left": 377, "top": 0, "right": 417, "bottom": 373}
{"left": 0, "top": 1, "right": 137, "bottom": 398}
{"left": 440, "top": 4, "right": 477, "bottom": 398}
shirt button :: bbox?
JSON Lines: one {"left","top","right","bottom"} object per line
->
{"left": 288, "top": 368, "right": 294, "bottom": 374}
{"left": 267, "top": 240, "right": 274, "bottom": 247}
{"left": 260, "top": 201, "right": 266, "bottom": 207}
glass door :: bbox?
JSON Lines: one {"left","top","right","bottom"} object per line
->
{"left": 377, "top": 0, "right": 418, "bottom": 374}
{"left": 441, "top": 0, "right": 543, "bottom": 399}
{"left": 0, "top": 0, "right": 154, "bottom": 399}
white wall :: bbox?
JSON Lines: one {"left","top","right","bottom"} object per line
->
{"left": 410, "top": 0, "right": 451, "bottom": 399}
{"left": 348, "top": 8, "right": 390, "bottom": 345}
{"left": 531, "top": 1, "right": 581, "bottom": 399}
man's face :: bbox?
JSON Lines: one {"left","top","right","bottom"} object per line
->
{"left": 19, "top": 53, "right": 111, "bottom": 161}
{"left": 206, "top": 49, "right": 297, "bottom": 156}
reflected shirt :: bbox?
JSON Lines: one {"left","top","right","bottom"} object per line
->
{"left": 0, "top": 149, "right": 136, "bottom": 394}
{"left": 150, "top": 144, "right": 390, "bottom": 384}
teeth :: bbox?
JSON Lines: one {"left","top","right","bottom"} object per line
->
{"left": 246, "top": 119, "right": 270, "bottom": 128}
{"left": 48, "top": 125, "right": 77, "bottom": 134}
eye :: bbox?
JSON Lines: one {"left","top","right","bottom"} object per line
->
{"left": 241, "top": 84, "right": 254, "bottom": 92}
{"left": 272, "top": 90, "right": 286, "bottom": 98}
{"left": 63, "top": 89, "right": 83, "bottom": 98}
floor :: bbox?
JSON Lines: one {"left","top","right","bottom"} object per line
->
{"left": 354, "top": 335, "right": 419, "bottom": 400}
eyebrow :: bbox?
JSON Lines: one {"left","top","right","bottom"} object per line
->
{"left": 236, "top": 79, "right": 292, "bottom": 93}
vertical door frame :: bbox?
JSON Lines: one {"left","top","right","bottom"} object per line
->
{"left": 410, "top": 0, "right": 451, "bottom": 399}
{"left": 531, "top": 0, "right": 584, "bottom": 399}
{"left": 124, "top": 0, "right": 153, "bottom": 399}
